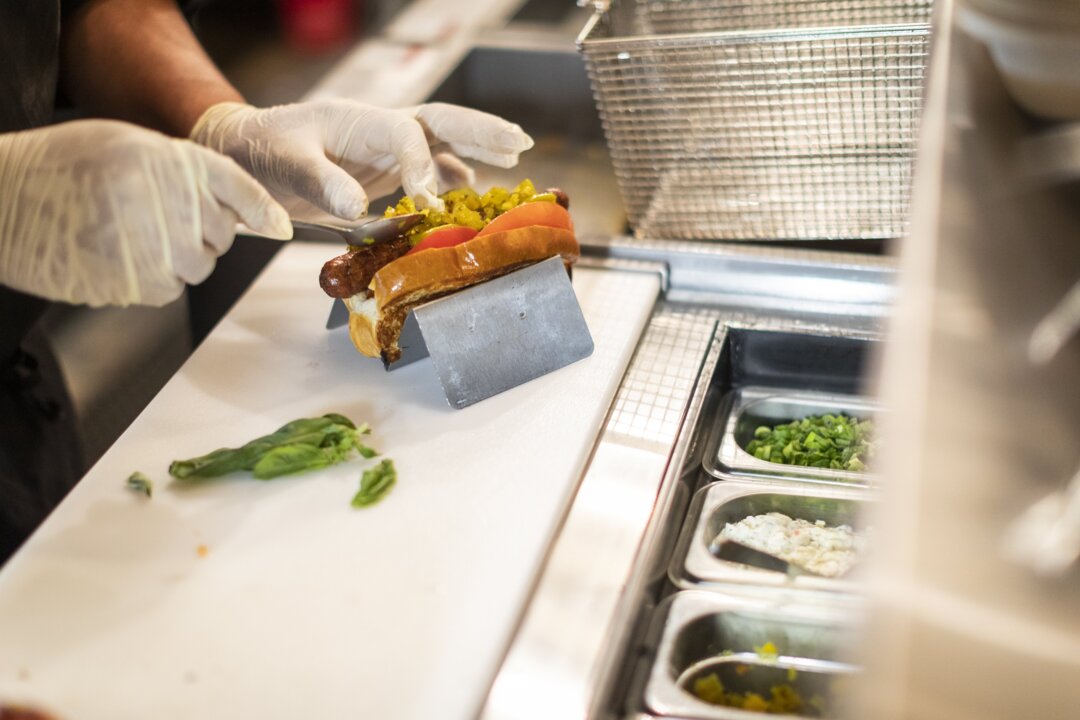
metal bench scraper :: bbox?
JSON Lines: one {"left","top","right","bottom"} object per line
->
{"left": 326, "top": 256, "right": 594, "bottom": 409}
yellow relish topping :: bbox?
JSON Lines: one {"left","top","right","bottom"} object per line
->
{"left": 384, "top": 179, "right": 556, "bottom": 246}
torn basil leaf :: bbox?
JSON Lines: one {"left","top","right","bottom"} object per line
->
{"left": 352, "top": 459, "right": 397, "bottom": 508}
{"left": 127, "top": 472, "right": 153, "bottom": 498}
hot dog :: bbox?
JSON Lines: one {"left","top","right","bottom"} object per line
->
{"left": 320, "top": 180, "right": 579, "bottom": 363}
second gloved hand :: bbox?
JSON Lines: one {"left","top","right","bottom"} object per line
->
{"left": 0, "top": 120, "right": 292, "bottom": 307}
{"left": 189, "top": 100, "right": 535, "bottom": 223}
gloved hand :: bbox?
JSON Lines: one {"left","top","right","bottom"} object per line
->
{"left": 189, "top": 100, "right": 534, "bottom": 223}
{"left": 0, "top": 120, "right": 292, "bottom": 307}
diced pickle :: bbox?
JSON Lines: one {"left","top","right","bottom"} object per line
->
{"left": 384, "top": 179, "right": 552, "bottom": 246}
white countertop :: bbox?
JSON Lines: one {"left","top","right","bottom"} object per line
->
{"left": 0, "top": 243, "right": 658, "bottom": 720}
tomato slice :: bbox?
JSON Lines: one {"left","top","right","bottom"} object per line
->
{"left": 476, "top": 201, "right": 573, "bottom": 238}
{"left": 406, "top": 225, "right": 479, "bottom": 255}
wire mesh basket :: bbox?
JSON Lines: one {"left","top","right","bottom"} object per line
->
{"left": 577, "top": 0, "right": 934, "bottom": 241}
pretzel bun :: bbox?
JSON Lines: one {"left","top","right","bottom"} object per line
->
{"left": 343, "top": 226, "right": 579, "bottom": 363}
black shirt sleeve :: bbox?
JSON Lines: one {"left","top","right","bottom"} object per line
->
{"left": 59, "top": 0, "right": 93, "bottom": 20}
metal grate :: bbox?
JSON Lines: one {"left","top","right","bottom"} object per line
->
{"left": 578, "top": 0, "right": 933, "bottom": 241}
{"left": 618, "top": 0, "right": 932, "bottom": 34}
{"left": 607, "top": 307, "right": 717, "bottom": 446}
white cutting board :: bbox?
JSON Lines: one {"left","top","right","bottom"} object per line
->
{"left": 0, "top": 243, "right": 659, "bottom": 720}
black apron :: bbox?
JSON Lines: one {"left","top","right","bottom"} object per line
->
{"left": 0, "top": 1, "right": 87, "bottom": 561}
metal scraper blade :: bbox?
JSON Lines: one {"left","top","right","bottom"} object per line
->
{"left": 326, "top": 298, "right": 349, "bottom": 329}
{"left": 414, "top": 256, "right": 593, "bottom": 409}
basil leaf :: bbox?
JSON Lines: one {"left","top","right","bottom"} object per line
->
{"left": 170, "top": 414, "right": 374, "bottom": 481}
{"left": 252, "top": 444, "right": 328, "bottom": 479}
{"left": 126, "top": 471, "right": 153, "bottom": 498}
{"left": 352, "top": 459, "right": 396, "bottom": 508}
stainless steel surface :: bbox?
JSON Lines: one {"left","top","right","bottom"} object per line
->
{"left": 577, "top": 1, "right": 931, "bottom": 241}
{"left": 860, "top": 0, "right": 1080, "bottom": 715}
{"left": 709, "top": 389, "right": 879, "bottom": 486}
{"left": 587, "top": 319, "right": 887, "bottom": 719}
{"left": 38, "top": 299, "right": 193, "bottom": 468}
{"left": 481, "top": 302, "right": 885, "bottom": 716}
{"left": 291, "top": 213, "right": 423, "bottom": 245}
{"left": 675, "top": 652, "right": 854, "bottom": 698}
{"left": 645, "top": 591, "right": 860, "bottom": 719}
{"left": 480, "top": 306, "right": 718, "bottom": 720}
{"left": 672, "top": 481, "right": 871, "bottom": 595}
{"left": 325, "top": 297, "right": 349, "bottom": 330}
{"left": 408, "top": 256, "right": 594, "bottom": 409}
{"left": 582, "top": 236, "right": 895, "bottom": 321}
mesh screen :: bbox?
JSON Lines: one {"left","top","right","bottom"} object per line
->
{"left": 581, "top": 1, "right": 932, "bottom": 240}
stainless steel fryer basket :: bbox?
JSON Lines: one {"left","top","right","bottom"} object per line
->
{"left": 577, "top": 0, "right": 933, "bottom": 241}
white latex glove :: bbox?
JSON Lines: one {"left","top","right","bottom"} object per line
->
{"left": 189, "top": 100, "right": 535, "bottom": 223}
{"left": 0, "top": 120, "right": 292, "bottom": 307}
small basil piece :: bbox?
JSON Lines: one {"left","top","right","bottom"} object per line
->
{"left": 126, "top": 471, "right": 153, "bottom": 498}
{"left": 352, "top": 459, "right": 397, "bottom": 508}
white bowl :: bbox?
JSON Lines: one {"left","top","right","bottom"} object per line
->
{"left": 959, "top": 0, "right": 1080, "bottom": 120}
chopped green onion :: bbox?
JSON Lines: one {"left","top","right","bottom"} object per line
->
{"left": 744, "top": 413, "right": 876, "bottom": 473}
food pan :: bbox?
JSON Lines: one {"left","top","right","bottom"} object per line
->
{"left": 671, "top": 481, "right": 872, "bottom": 596}
{"left": 645, "top": 591, "right": 859, "bottom": 719}
{"left": 705, "top": 388, "right": 880, "bottom": 486}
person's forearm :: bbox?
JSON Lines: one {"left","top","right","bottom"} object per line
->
{"left": 60, "top": 0, "right": 244, "bottom": 137}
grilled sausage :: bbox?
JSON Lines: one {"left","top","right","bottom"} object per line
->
{"left": 547, "top": 187, "right": 570, "bottom": 210}
{"left": 319, "top": 236, "right": 411, "bottom": 299}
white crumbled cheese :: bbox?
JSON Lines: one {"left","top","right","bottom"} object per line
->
{"left": 716, "top": 512, "right": 868, "bottom": 578}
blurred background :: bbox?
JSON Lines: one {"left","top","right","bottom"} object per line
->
{"left": 195, "top": 0, "right": 407, "bottom": 106}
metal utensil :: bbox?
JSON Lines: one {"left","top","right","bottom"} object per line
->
{"left": 326, "top": 257, "right": 594, "bottom": 409}
{"left": 413, "top": 257, "right": 593, "bottom": 408}
{"left": 713, "top": 540, "right": 831, "bottom": 578}
{"left": 293, "top": 213, "right": 423, "bottom": 246}
{"left": 676, "top": 653, "right": 857, "bottom": 700}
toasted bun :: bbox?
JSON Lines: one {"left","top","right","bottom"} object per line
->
{"left": 346, "top": 297, "right": 380, "bottom": 358}
{"left": 345, "top": 226, "right": 579, "bottom": 363}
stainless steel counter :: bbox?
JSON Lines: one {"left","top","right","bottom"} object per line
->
{"left": 482, "top": 263, "right": 891, "bottom": 720}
